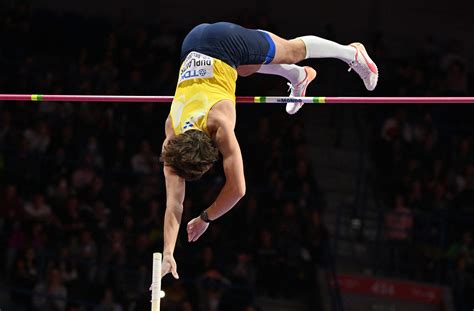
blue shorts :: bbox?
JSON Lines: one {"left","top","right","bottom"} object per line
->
{"left": 180, "top": 22, "right": 276, "bottom": 68}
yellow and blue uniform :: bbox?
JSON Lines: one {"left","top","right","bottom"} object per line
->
{"left": 169, "top": 22, "right": 276, "bottom": 135}
{"left": 170, "top": 52, "right": 237, "bottom": 135}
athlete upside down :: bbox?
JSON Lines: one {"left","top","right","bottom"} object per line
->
{"left": 160, "top": 21, "right": 378, "bottom": 279}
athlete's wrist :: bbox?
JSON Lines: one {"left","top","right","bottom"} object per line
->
{"left": 200, "top": 210, "right": 212, "bottom": 223}
{"left": 202, "top": 202, "right": 218, "bottom": 223}
{"left": 163, "top": 250, "right": 174, "bottom": 256}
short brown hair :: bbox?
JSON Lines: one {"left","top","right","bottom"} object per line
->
{"left": 160, "top": 130, "right": 219, "bottom": 181}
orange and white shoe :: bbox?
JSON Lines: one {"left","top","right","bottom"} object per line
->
{"left": 348, "top": 43, "right": 378, "bottom": 91}
{"left": 286, "top": 66, "right": 317, "bottom": 115}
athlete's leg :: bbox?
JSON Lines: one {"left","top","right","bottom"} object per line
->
{"left": 255, "top": 31, "right": 359, "bottom": 89}
{"left": 256, "top": 64, "right": 307, "bottom": 86}
{"left": 237, "top": 63, "right": 316, "bottom": 115}
{"left": 260, "top": 64, "right": 316, "bottom": 114}
{"left": 266, "top": 31, "right": 378, "bottom": 92}
{"left": 235, "top": 25, "right": 378, "bottom": 113}
{"left": 256, "top": 31, "right": 374, "bottom": 114}
{"left": 266, "top": 32, "right": 357, "bottom": 64}
{"left": 238, "top": 64, "right": 306, "bottom": 86}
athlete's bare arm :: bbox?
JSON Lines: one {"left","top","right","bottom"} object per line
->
{"left": 161, "top": 117, "right": 184, "bottom": 279}
{"left": 186, "top": 101, "right": 246, "bottom": 242}
{"left": 206, "top": 112, "right": 246, "bottom": 218}
{"left": 162, "top": 101, "right": 246, "bottom": 276}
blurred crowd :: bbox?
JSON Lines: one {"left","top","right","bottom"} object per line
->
{"left": 1, "top": 1, "right": 474, "bottom": 311}
{"left": 0, "top": 2, "right": 327, "bottom": 311}
{"left": 373, "top": 106, "right": 474, "bottom": 310}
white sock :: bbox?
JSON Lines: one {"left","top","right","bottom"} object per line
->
{"left": 257, "top": 64, "right": 306, "bottom": 86}
{"left": 298, "top": 36, "right": 356, "bottom": 63}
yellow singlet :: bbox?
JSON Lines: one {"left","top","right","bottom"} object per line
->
{"left": 169, "top": 51, "right": 238, "bottom": 135}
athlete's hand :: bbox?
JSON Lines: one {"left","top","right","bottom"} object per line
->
{"left": 187, "top": 216, "right": 209, "bottom": 242}
{"left": 161, "top": 254, "right": 179, "bottom": 279}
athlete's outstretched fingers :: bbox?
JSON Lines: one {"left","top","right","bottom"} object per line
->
{"left": 162, "top": 254, "right": 179, "bottom": 279}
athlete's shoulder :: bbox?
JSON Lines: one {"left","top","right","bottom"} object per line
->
{"left": 207, "top": 100, "right": 236, "bottom": 133}
{"left": 165, "top": 116, "right": 176, "bottom": 138}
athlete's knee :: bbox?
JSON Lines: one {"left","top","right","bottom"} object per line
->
{"left": 287, "top": 39, "right": 307, "bottom": 62}
{"left": 237, "top": 65, "right": 261, "bottom": 77}
{"left": 276, "top": 40, "right": 306, "bottom": 64}
{"left": 285, "top": 51, "right": 303, "bottom": 64}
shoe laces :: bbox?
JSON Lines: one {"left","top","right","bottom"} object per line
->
{"left": 287, "top": 82, "right": 305, "bottom": 98}
{"left": 287, "top": 82, "right": 295, "bottom": 94}
{"left": 348, "top": 58, "right": 370, "bottom": 80}
{"left": 287, "top": 78, "right": 307, "bottom": 95}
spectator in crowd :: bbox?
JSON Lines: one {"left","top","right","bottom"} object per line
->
{"left": 444, "top": 60, "right": 469, "bottom": 96}
{"left": 32, "top": 267, "right": 68, "bottom": 311}
{"left": 131, "top": 140, "right": 159, "bottom": 175}
{"left": 229, "top": 251, "right": 256, "bottom": 291}
{"left": 4, "top": 222, "right": 28, "bottom": 279}
{"left": 161, "top": 280, "right": 191, "bottom": 311}
{"left": 255, "top": 229, "right": 280, "bottom": 297}
{"left": 196, "top": 269, "right": 230, "bottom": 311}
{"left": 1, "top": 184, "right": 23, "bottom": 222}
{"left": 78, "top": 230, "right": 98, "bottom": 282}
{"left": 60, "top": 196, "right": 86, "bottom": 237}
{"left": 24, "top": 193, "right": 52, "bottom": 222}
{"left": 57, "top": 247, "right": 78, "bottom": 292}
{"left": 23, "top": 121, "right": 51, "bottom": 154}
{"left": 384, "top": 194, "right": 413, "bottom": 277}
{"left": 305, "top": 209, "right": 329, "bottom": 303}
{"left": 447, "top": 231, "right": 474, "bottom": 266}
{"left": 450, "top": 255, "right": 474, "bottom": 311}
{"left": 10, "top": 257, "right": 36, "bottom": 309}
{"left": 94, "top": 288, "right": 123, "bottom": 311}
{"left": 72, "top": 155, "right": 97, "bottom": 191}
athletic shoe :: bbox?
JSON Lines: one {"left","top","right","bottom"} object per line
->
{"left": 348, "top": 43, "right": 378, "bottom": 91}
{"left": 286, "top": 66, "right": 317, "bottom": 115}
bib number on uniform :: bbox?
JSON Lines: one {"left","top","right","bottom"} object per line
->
{"left": 178, "top": 52, "right": 214, "bottom": 84}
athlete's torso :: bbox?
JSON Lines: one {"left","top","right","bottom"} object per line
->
{"left": 170, "top": 51, "right": 238, "bottom": 136}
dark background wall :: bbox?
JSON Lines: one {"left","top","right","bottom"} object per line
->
{"left": 27, "top": 0, "right": 473, "bottom": 47}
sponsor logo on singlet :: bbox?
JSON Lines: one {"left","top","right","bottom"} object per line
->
{"left": 179, "top": 52, "right": 214, "bottom": 83}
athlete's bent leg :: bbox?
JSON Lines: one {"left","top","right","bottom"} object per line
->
{"left": 246, "top": 63, "right": 317, "bottom": 115}
{"left": 257, "top": 64, "right": 315, "bottom": 115}
{"left": 256, "top": 64, "right": 306, "bottom": 86}
{"left": 257, "top": 64, "right": 316, "bottom": 114}
{"left": 265, "top": 32, "right": 378, "bottom": 91}
{"left": 266, "top": 32, "right": 355, "bottom": 64}
{"left": 237, "top": 64, "right": 307, "bottom": 86}
{"left": 237, "top": 62, "right": 315, "bottom": 113}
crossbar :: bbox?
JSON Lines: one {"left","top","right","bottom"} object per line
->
{"left": 1, "top": 94, "right": 473, "bottom": 104}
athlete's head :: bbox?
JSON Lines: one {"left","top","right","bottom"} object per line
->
{"left": 160, "top": 130, "right": 219, "bottom": 181}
